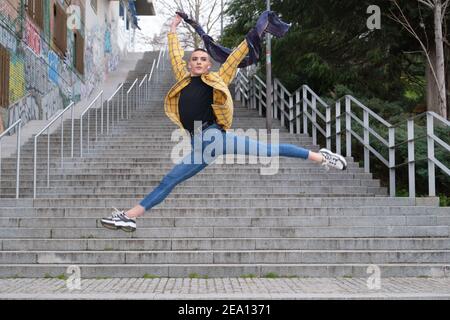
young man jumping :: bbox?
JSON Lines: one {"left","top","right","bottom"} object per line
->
{"left": 100, "top": 14, "right": 347, "bottom": 232}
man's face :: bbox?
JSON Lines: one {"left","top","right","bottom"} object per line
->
{"left": 189, "top": 50, "right": 212, "bottom": 76}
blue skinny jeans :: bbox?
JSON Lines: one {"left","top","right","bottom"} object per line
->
{"left": 139, "top": 124, "right": 310, "bottom": 211}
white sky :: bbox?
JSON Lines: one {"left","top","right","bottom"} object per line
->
{"left": 131, "top": 1, "right": 228, "bottom": 52}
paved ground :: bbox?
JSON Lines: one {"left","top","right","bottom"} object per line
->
{"left": 0, "top": 278, "right": 449, "bottom": 300}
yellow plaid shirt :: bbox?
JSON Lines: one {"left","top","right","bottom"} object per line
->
{"left": 165, "top": 32, "right": 249, "bottom": 131}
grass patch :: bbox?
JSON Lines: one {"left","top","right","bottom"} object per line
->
{"left": 263, "top": 272, "right": 279, "bottom": 278}
{"left": 188, "top": 273, "right": 209, "bottom": 279}
{"left": 439, "top": 194, "right": 450, "bottom": 207}
{"left": 143, "top": 274, "right": 159, "bottom": 279}
{"left": 56, "top": 274, "right": 68, "bottom": 280}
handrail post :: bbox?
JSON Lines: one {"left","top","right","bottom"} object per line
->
{"left": 107, "top": 99, "right": 110, "bottom": 134}
{"left": 273, "top": 81, "right": 278, "bottom": 119}
{"left": 80, "top": 115, "right": 83, "bottom": 158}
{"left": 126, "top": 90, "right": 129, "bottom": 120}
{"left": 251, "top": 77, "right": 256, "bottom": 110}
{"left": 388, "top": 126, "right": 396, "bottom": 197}
{"left": 407, "top": 118, "right": 416, "bottom": 198}
{"left": 121, "top": 86, "right": 124, "bottom": 119}
{"left": 47, "top": 128, "right": 49, "bottom": 188}
{"left": 81, "top": 91, "right": 103, "bottom": 158}
{"left": 0, "top": 119, "right": 22, "bottom": 199}
{"left": 427, "top": 113, "right": 436, "bottom": 196}
{"left": 312, "top": 96, "right": 317, "bottom": 146}
{"left": 71, "top": 104, "right": 74, "bottom": 158}
{"left": 98, "top": 92, "right": 102, "bottom": 140}
{"left": 87, "top": 106, "right": 90, "bottom": 154}
{"left": 236, "top": 73, "right": 242, "bottom": 102}
{"left": 326, "top": 105, "right": 331, "bottom": 150}
{"left": 15, "top": 122, "right": 21, "bottom": 198}
{"left": 296, "top": 90, "right": 301, "bottom": 134}
{"left": 33, "top": 135, "right": 37, "bottom": 198}
{"left": 336, "top": 100, "right": 341, "bottom": 155}
{"left": 345, "top": 96, "right": 352, "bottom": 158}
{"left": 289, "top": 94, "right": 294, "bottom": 134}
{"left": 101, "top": 96, "right": 104, "bottom": 134}
{"left": 60, "top": 115, "right": 64, "bottom": 170}
{"left": 363, "top": 109, "right": 370, "bottom": 173}
{"left": 302, "top": 86, "right": 308, "bottom": 135}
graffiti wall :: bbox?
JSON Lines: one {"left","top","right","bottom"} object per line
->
{"left": 9, "top": 53, "right": 26, "bottom": 103}
{"left": 7, "top": 94, "right": 39, "bottom": 130}
{"left": 25, "top": 19, "right": 41, "bottom": 56}
{"left": 0, "top": 0, "right": 129, "bottom": 132}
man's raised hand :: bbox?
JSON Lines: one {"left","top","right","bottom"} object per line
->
{"left": 170, "top": 15, "right": 182, "bottom": 32}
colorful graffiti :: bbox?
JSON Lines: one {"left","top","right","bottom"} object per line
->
{"left": 2, "top": 0, "right": 125, "bottom": 128}
{"left": 24, "top": 47, "right": 49, "bottom": 95}
{"left": 0, "top": 0, "right": 19, "bottom": 22}
{"left": 48, "top": 50, "right": 59, "bottom": 85}
{"left": 25, "top": 19, "right": 41, "bottom": 55}
{"left": 40, "top": 86, "right": 63, "bottom": 120}
{"left": 7, "top": 94, "right": 39, "bottom": 130}
{"left": 9, "top": 54, "right": 26, "bottom": 104}
{"left": 0, "top": 23, "right": 17, "bottom": 53}
{"left": 104, "top": 29, "right": 112, "bottom": 53}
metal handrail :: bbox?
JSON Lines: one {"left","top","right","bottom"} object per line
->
{"left": 147, "top": 59, "right": 156, "bottom": 101}
{"left": 126, "top": 78, "right": 139, "bottom": 120}
{"left": 33, "top": 101, "right": 74, "bottom": 198}
{"left": 138, "top": 74, "right": 147, "bottom": 109}
{"left": 80, "top": 90, "right": 103, "bottom": 157}
{"left": 235, "top": 71, "right": 450, "bottom": 198}
{"left": 156, "top": 49, "right": 163, "bottom": 69}
{"left": 106, "top": 83, "right": 124, "bottom": 133}
{"left": 426, "top": 112, "right": 450, "bottom": 196}
{"left": 0, "top": 119, "right": 22, "bottom": 198}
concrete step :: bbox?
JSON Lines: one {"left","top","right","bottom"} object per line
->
{"left": 12, "top": 139, "right": 319, "bottom": 149}
{"left": 24, "top": 193, "right": 386, "bottom": 200}
{"left": 1, "top": 250, "right": 450, "bottom": 264}
{"left": 0, "top": 216, "right": 444, "bottom": 228}
{"left": 2, "top": 237, "right": 450, "bottom": 251}
{"left": 0, "top": 226, "right": 447, "bottom": 238}
{"left": 26, "top": 186, "right": 387, "bottom": 196}
{"left": 0, "top": 263, "right": 448, "bottom": 278}
{"left": 0, "top": 169, "right": 369, "bottom": 177}
{"left": 1, "top": 206, "right": 446, "bottom": 217}
{"left": 0, "top": 178, "right": 381, "bottom": 188}
{"left": 0, "top": 162, "right": 363, "bottom": 170}
{"left": 0, "top": 197, "right": 438, "bottom": 208}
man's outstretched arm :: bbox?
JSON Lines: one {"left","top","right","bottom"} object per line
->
{"left": 218, "top": 39, "right": 249, "bottom": 86}
{"left": 168, "top": 15, "right": 189, "bottom": 81}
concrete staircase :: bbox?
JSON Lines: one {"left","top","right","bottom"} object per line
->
{"left": 0, "top": 51, "right": 449, "bottom": 278}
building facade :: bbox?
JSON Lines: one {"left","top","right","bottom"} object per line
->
{"left": 0, "top": 0, "right": 144, "bottom": 133}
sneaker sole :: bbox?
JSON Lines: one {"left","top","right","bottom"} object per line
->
{"left": 100, "top": 219, "right": 119, "bottom": 231}
{"left": 119, "top": 226, "right": 136, "bottom": 233}
{"left": 335, "top": 154, "right": 347, "bottom": 170}
{"left": 320, "top": 149, "right": 347, "bottom": 170}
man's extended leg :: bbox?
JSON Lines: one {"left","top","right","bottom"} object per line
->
{"left": 101, "top": 133, "right": 219, "bottom": 229}
{"left": 222, "top": 131, "right": 347, "bottom": 169}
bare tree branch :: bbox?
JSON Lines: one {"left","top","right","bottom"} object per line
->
{"left": 388, "top": 1, "right": 441, "bottom": 95}
{"left": 418, "top": 0, "right": 435, "bottom": 9}
{"left": 157, "top": 0, "right": 224, "bottom": 49}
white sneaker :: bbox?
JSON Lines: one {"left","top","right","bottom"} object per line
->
{"left": 319, "top": 148, "right": 347, "bottom": 171}
{"left": 100, "top": 207, "right": 137, "bottom": 232}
